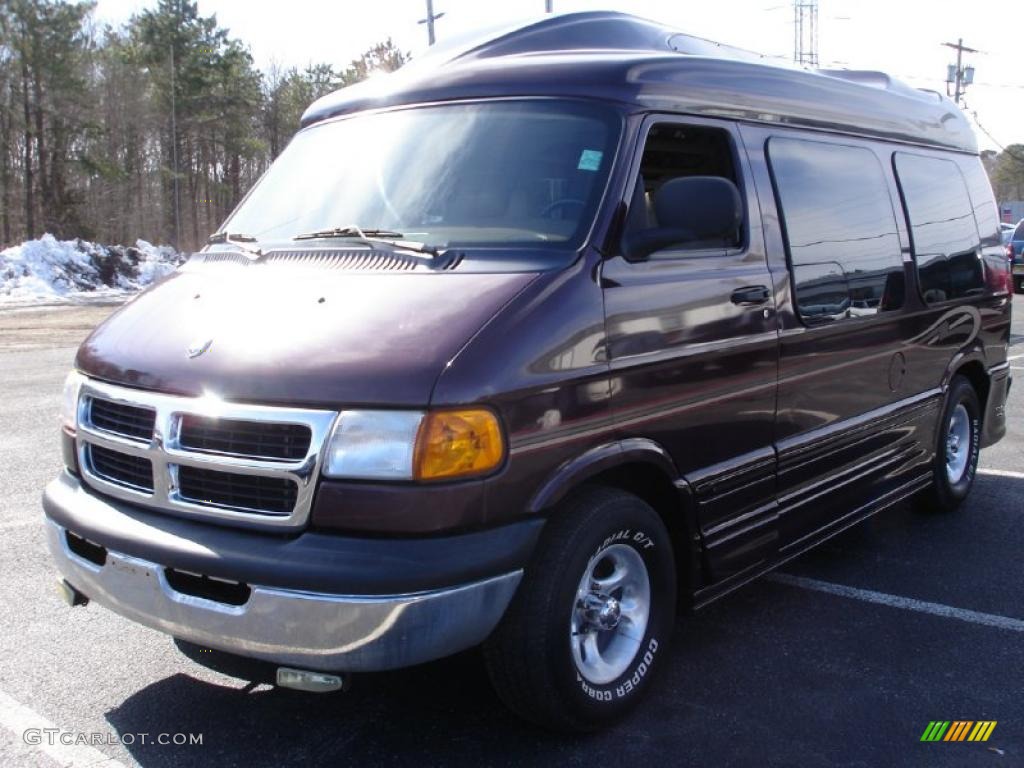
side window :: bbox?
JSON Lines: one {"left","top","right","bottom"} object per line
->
{"left": 894, "top": 153, "right": 984, "bottom": 304}
{"left": 957, "top": 158, "right": 1000, "bottom": 242}
{"left": 767, "top": 137, "right": 904, "bottom": 323}
{"left": 622, "top": 124, "right": 744, "bottom": 258}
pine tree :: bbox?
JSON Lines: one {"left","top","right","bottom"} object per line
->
{"left": 0, "top": 0, "right": 410, "bottom": 251}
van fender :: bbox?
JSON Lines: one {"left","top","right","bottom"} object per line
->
{"left": 527, "top": 438, "right": 686, "bottom": 514}
{"left": 527, "top": 438, "right": 703, "bottom": 596}
{"left": 942, "top": 346, "right": 989, "bottom": 392}
{"left": 943, "top": 345, "right": 1009, "bottom": 448}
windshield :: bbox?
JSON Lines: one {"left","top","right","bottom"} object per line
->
{"left": 1015, "top": 221, "right": 1024, "bottom": 241}
{"left": 222, "top": 100, "right": 621, "bottom": 250}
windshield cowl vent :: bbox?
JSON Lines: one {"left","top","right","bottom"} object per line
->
{"left": 266, "top": 250, "right": 419, "bottom": 272}
{"left": 189, "top": 248, "right": 464, "bottom": 272}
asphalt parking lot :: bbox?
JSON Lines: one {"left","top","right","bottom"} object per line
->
{"left": 0, "top": 298, "right": 1021, "bottom": 767}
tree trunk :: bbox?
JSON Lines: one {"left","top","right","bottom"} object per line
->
{"left": 163, "top": 126, "right": 177, "bottom": 248}
{"left": 202, "top": 140, "right": 212, "bottom": 235}
{"left": 31, "top": 50, "right": 50, "bottom": 233}
{"left": 229, "top": 152, "right": 240, "bottom": 210}
{"left": 0, "top": 86, "right": 11, "bottom": 245}
{"left": 20, "top": 54, "right": 34, "bottom": 239}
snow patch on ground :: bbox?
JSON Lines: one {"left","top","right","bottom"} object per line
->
{"left": 0, "top": 234, "right": 184, "bottom": 306}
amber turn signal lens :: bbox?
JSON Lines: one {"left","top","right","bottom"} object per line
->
{"left": 414, "top": 409, "right": 504, "bottom": 481}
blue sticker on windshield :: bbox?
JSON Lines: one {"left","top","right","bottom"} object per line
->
{"left": 577, "top": 149, "right": 603, "bottom": 172}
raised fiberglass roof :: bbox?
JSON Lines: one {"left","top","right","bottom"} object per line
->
{"left": 301, "top": 11, "right": 976, "bottom": 153}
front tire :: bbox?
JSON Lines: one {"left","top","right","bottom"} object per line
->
{"left": 483, "top": 487, "right": 676, "bottom": 732}
{"left": 916, "top": 375, "right": 981, "bottom": 513}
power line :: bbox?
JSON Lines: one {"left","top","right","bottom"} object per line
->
{"left": 970, "top": 82, "right": 1024, "bottom": 90}
{"left": 969, "top": 111, "right": 1024, "bottom": 165}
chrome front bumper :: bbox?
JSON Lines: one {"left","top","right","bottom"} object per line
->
{"left": 45, "top": 518, "right": 521, "bottom": 672}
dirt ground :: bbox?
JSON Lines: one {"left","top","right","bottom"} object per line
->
{"left": 0, "top": 303, "right": 121, "bottom": 350}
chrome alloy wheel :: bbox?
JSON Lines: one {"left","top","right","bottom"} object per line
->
{"left": 945, "top": 403, "right": 972, "bottom": 485}
{"left": 570, "top": 543, "right": 651, "bottom": 685}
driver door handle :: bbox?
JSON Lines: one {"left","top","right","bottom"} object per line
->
{"left": 731, "top": 285, "right": 771, "bottom": 305}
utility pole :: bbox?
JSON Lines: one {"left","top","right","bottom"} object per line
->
{"left": 418, "top": 0, "right": 445, "bottom": 46}
{"left": 545, "top": 0, "right": 553, "bottom": 11}
{"left": 943, "top": 39, "right": 977, "bottom": 105}
{"left": 793, "top": 0, "right": 819, "bottom": 68}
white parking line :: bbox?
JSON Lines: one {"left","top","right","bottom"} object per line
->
{"left": 0, "top": 689, "right": 127, "bottom": 767}
{"left": 767, "top": 573, "right": 1024, "bottom": 633}
{"left": 977, "top": 468, "right": 1024, "bottom": 480}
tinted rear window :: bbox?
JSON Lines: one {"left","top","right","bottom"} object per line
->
{"left": 893, "top": 153, "right": 984, "bottom": 304}
{"left": 767, "top": 137, "right": 904, "bottom": 322}
{"left": 957, "top": 159, "right": 1000, "bottom": 242}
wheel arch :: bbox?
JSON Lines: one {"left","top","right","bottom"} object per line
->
{"left": 527, "top": 439, "right": 702, "bottom": 600}
{"left": 945, "top": 353, "right": 991, "bottom": 412}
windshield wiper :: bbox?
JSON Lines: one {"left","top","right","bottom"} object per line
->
{"left": 293, "top": 225, "right": 439, "bottom": 256}
{"left": 207, "top": 232, "right": 263, "bottom": 258}
{"left": 296, "top": 226, "right": 405, "bottom": 240}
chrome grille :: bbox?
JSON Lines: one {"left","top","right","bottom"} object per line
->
{"left": 87, "top": 444, "right": 154, "bottom": 492}
{"left": 177, "top": 466, "right": 298, "bottom": 514}
{"left": 88, "top": 397, "right": 156, "bottom": 442}
{"left": 74, "top": 378, "right": 337, "bottom": 530}
{"left": 178, "top": 414, "right": 311, "bottom": 461}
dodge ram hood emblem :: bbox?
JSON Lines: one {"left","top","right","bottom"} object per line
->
{"left": 187, "top": 338, "right": 214, "bottom": 359}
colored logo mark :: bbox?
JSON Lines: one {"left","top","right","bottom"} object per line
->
{"left": 920, "top": 721, "right": 997, "bottom": 742}
{"left": 187, "top": 338, "right": 214, "bottom": 359}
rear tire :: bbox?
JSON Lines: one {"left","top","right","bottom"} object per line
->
{"left": 483, "top": 487, "right": 676, "bottom": 732}
{"left": 915, "top": 375, "right": 981, "bottom": 513}
{"left": 1015, "top": 276, "right": 1024, "bottom": 295}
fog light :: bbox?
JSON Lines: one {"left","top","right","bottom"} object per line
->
{"left": 275, "top": 667, "right": 346, "bottom": 693}
{"left": 56, "top": 578, "right": 88, "bottom": 607}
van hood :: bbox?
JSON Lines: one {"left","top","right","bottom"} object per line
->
{"left": 76, "top": 266, "right": 537, "bottom": 408}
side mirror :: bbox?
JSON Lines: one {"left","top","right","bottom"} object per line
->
{"left": 622, "top": 176, "right": 742, "bottom": 261}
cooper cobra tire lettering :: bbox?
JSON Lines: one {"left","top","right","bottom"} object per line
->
{"left": 483, "top": 487, "right": 677, "bottom": 732}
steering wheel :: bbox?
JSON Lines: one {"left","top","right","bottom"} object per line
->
{"left": 541, "top": 198, "right": 586, "bottom": 218}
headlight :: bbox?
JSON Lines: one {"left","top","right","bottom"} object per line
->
{"left": 60, "top": 371, "right": 85, "bottom": 432}
{"left": 324, "top": 411, "right": 424, "bottom": 480}
{"left": 322, "top": 408, "right": 505, "bottom": 481}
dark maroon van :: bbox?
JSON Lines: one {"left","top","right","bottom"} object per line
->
{"left": 44, "top": 12, "right": 1012, "bottom": 732}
